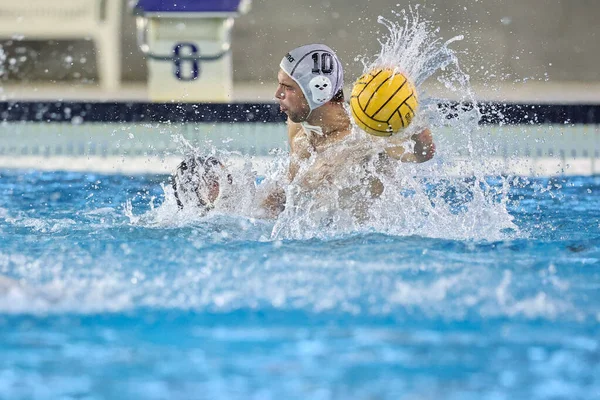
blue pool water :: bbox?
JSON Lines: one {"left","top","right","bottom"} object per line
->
{"left": 0, "top": 170, "right": 599, "bottom": 399}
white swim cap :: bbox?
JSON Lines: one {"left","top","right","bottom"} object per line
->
{"left": 280, "top": 44, "right": 344, "bottom": 112}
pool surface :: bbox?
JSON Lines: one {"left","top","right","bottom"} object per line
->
{"left": 0, "top": 170, "right": 599, "bottom": 399}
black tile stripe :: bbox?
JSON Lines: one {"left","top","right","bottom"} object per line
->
{"left": 0, "top": 102, "right": 288, "bottom": 123}
{"left": 0, "top": 101, "right": 597, "bottom": 125}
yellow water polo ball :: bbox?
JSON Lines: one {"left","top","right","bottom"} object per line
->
{"left": 350, "top": 68, "right": 418, "bottom": 137}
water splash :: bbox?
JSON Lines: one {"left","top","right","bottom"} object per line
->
{"left": 357, "top": 7, "right": 480, "bottom": 133}
{"left": 270, "top": 8, "right": 518, "bottom": 241}
{"left": 125, "top": 137, "right": 276, "bottom": 228}
{"left": 362, "top": 8, "right": 466, "bottom": 92}
{"left": 127, "top": 8, "right": 518, "bottom": 242}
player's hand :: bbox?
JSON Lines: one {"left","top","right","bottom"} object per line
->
{"left": 411, "top": 128, "right": 435, "bottom": 162}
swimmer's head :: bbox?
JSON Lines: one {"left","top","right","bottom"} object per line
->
{"left": 276, "top": 44, "right": 344, "bottom": 122}
{"left": 171, "top": 156, "right": 232, "bottom": 212}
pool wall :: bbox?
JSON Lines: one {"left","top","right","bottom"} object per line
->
{"left": 0, "top": 101, "right": 599, "bottom": 176}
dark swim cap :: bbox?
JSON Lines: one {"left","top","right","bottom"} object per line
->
{"left": 172, "top": 156, "right": 232, "bottom": 211}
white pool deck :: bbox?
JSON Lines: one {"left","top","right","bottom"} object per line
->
{"left": 0, "top": 155, "right": 598, "bottom": 178}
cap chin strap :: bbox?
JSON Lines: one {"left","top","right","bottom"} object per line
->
{"left": 300, "top": 121, "right": 324, "bottom": 140}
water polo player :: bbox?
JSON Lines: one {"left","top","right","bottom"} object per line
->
{"left": 276, "top": 44, "right": 434, "bottom": 175}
